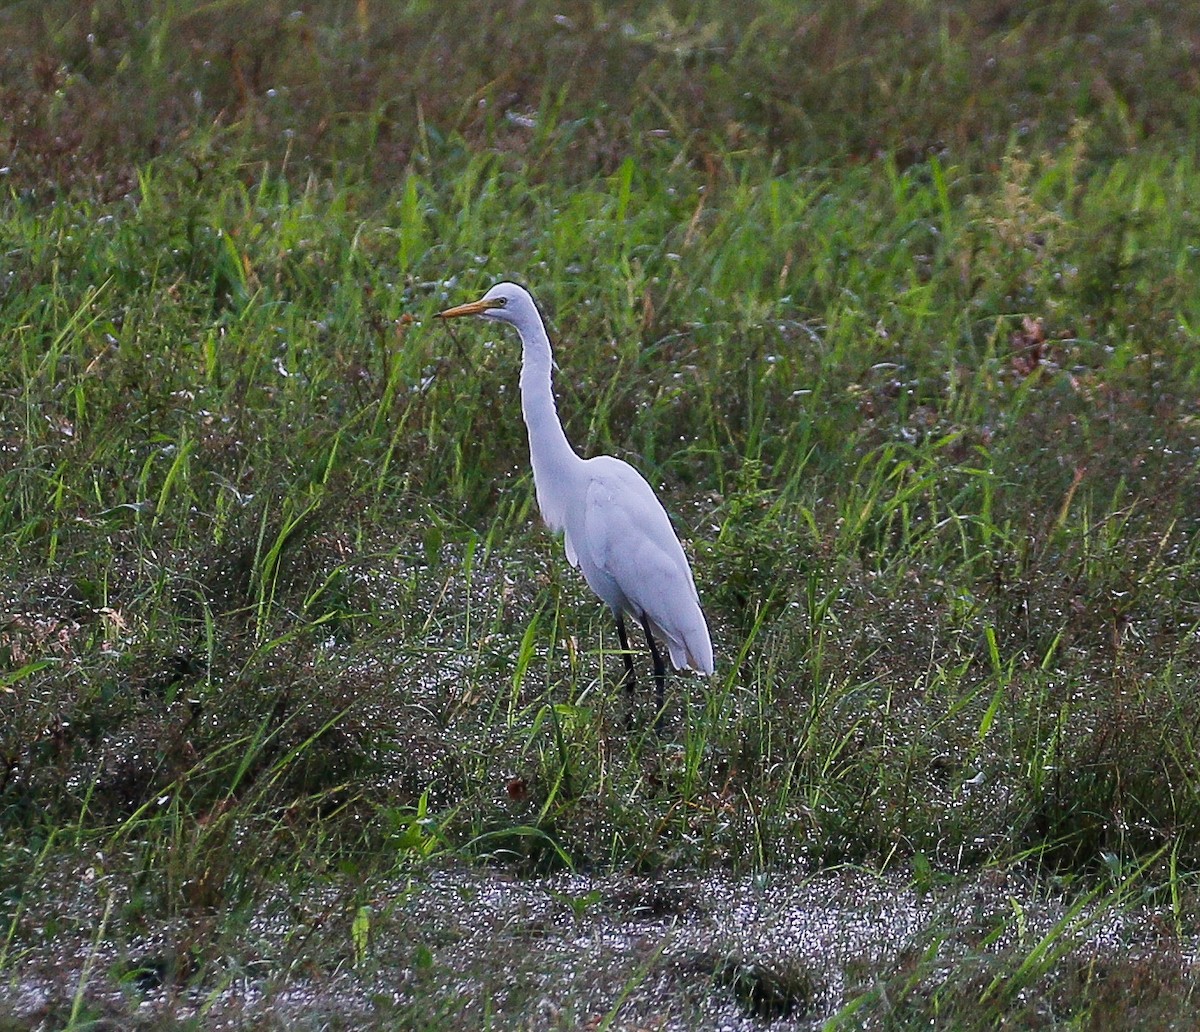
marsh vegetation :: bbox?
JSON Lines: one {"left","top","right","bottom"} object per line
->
{"left": 3, "top": 1, "right": 1200, "bottom": 1027}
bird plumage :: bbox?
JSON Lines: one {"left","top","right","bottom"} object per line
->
{"left": 436, "top": 281, "right": 713, "bottom": 714}
{"left": 573, "top": 457, "right": 712, "bottom": 673}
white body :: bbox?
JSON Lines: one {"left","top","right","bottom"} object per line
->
{"left": 438, "top": 282, "right": 713, "bottom": 675}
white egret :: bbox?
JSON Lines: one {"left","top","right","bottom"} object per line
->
{"left": 436, "top": 282, "right": 713, "bottom": 722}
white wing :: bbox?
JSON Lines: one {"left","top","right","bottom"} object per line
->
{"left": 571, "top": 456, "right": 713, "bottom": 674}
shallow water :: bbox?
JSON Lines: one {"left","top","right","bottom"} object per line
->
{"left": 4, "top": 862, "right": 1194, "bottom": 1029}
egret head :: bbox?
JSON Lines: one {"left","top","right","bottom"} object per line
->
{"left": 436, "top": 282, "right": 538, "bottom": 330}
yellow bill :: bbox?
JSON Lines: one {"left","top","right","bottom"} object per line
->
{"left": 436, "top": 297, "right": 502, "bottom": 319}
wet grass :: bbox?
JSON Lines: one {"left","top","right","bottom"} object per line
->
{"left": 3, "top": 0, "right": 1200, "bottom": 1027}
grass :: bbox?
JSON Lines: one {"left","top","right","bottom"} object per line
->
{"left": 3, "top": 0, "right": 1200, "bottom": 1027}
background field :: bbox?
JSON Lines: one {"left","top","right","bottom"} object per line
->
{"left": 3, "top": 1, "right": 1200, "bottom": 1028}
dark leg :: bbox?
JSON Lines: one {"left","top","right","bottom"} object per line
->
{"left": 639, "top": 611, "right": 667, "bottom": 728}
{"left": 615, "top": 613, "right": 636, "bottom": 696}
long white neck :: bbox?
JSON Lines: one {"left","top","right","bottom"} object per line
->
{"left": 518, "top": 316, "right": 579, "bottom": 478}
{"left": 516, "top": 316, "right": 583, "bottom": 538}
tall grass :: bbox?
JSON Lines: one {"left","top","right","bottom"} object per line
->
{"left": 3, "top": 0, "right": 1200, "bottom": 1027}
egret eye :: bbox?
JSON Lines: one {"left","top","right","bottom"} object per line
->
{"left": 496, "top": 297, "right": 508, "bottom": 307}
